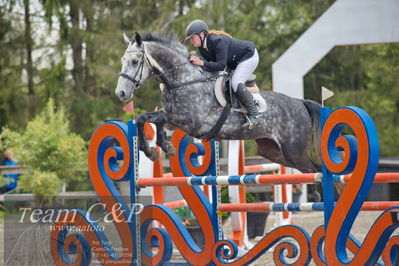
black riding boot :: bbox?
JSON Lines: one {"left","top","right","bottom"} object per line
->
{"left": 235, "top": 83, "right": 262, "bottom": 129}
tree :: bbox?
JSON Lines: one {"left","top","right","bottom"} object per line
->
{"left": 0, "top": 99, "right": 87, "bottom": 202}
{"left": 0, "top": 2, "right": 30, "bottom": 129}
{"left": 305, "top": 44, "right": 399, "bottom": 157}
{"left": 23, "top": 0, "right": 36, "bottom": 117}
{"left": 1, "top": 0, "right": 397, "bottom": 157}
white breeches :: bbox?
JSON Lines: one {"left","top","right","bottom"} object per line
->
{"left": 231, "top": 48, "right": 259, "bottom": 92}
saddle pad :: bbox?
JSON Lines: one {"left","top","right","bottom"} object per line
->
{"left": 215, "top": 75, "right": 266, "bottom": 113}
{"left": 247, "top": 84, "right": 259, "bottom": 94}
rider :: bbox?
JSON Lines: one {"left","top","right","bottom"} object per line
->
{"left": 185, "top": 19, "right": 262, "bottom": 128}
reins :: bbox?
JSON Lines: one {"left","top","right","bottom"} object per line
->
{"left": 119, "top": 43, "right": 227, "bottom": 98}
{"left": 144, "top": 59, "right": 192, "bottom": 86}
{"left": 169, "top": 73, "right": 225, "bottom": 89}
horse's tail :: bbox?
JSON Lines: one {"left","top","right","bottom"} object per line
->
{"left": 302, "top": 99, "right": 322, "bottom": 171}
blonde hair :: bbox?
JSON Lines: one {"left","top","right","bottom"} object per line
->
{"left": 208, "top": 30, "right": 232, "bottom": 38}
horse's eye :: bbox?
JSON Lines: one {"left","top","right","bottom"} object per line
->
{"left": 132, "top": 59, "right": 138, "bottom": 65}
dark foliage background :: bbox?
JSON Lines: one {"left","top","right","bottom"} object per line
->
{"left": 1, "top": 0, "right": 398, "bottom": 156}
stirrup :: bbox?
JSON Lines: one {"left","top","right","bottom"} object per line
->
{"left": 242, "top": 115, "right": 258, "bottom": 129}
{"left": 242, "top": 115, "right": 253, "bottom": 129}
{"left": 242, "top": 114, "right": 262, "bottom": 129}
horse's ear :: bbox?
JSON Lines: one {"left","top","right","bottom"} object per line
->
{"left": 123, "top": 32, "right": 130, "bottom": 46}
{"left": 135, "top": 32, "right": 142, "bottom": 47}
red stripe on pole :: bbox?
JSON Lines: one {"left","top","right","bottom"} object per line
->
{"left": 361, "top": 201, "right": 399, "bottom": 210}
{"left": 344, "top": 173, "right": 399, "bottom": 183}
{"left": 280, "top": 166, "right": 289, "bottom": 219}
{"left": 245, "top": 165, "right": 265, "bottom": 173}
{"left": 153, "top": 146, "right": 164, "bottom": 205}
{"left": 256, "top": 174, "right": 317, "bottom": 184}
{"left": 138, "top": 177, "right": 189, "bottom": 187}
{"left": 164, "top": 200, "right": 187, "bottom": 209}
{"left": 219, "top": 203, "right": 272, "bottom": 212}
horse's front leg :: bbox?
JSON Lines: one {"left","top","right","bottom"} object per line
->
{"left": 153, "top": 112, "right": 175, "bottom": 158}
{"left": 136, "top": 112, "right": 157, "bottom": 161}
{"left": 136, "top": 111, "right": 174, "bottom": 162}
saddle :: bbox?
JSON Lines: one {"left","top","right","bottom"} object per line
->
{"left": 215, "top": 72, "right": 267, "bottom": 113}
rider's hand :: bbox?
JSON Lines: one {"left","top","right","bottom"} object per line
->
{"left": 189, "top": 55, "right": 204, "bottom": 66}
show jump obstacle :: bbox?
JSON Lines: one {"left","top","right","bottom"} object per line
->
{"left": 50, "top": 106, "right": 399, "bottom": 265}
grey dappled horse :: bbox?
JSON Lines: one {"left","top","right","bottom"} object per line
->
{"left": 115, "top": 32, "right": 322, "bottom": 173}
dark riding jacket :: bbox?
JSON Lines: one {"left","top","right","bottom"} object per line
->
{"left": 198, "top": 34, "right": 255, "bottom": 72}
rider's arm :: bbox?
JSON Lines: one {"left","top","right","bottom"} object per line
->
{"left": 202, "top": 38, "right": 228, "bottom": 72}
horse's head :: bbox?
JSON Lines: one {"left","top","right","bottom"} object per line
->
{"left": 115, "top": 32, "right": 153, "bottom": 102}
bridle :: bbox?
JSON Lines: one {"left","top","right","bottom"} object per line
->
{"left": 119, "top": 44, "right": 190, "bottom": 92}
{"left": 118, "top": 43, "right": 225, "bottom": 94}
{"left": 118, "top": 49, "right": 150, "bottom": 90}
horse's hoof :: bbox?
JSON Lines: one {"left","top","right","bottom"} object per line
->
{"left": 166, "top": 142, "right": 176, "bottom": 157}
{"left": 148, "top": 147, "right": 159, "bottom": 162}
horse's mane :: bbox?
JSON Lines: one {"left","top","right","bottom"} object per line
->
{"left": 141, "top": 32, "right": 188, "bottom": 54}
{"left": 141, "top": 32, "right": 204, "bottom": 78}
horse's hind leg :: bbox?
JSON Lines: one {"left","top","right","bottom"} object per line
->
{"left": 335, "top": 183, "right": 346, "bottom": 195}
{"left": 255, "top": 138, "right": 289, "bottom": 167}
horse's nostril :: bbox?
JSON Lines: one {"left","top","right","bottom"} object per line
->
{"left": 119, "top": 91, "right": 125, "bottom": 98}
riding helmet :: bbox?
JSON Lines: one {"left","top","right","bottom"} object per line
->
{"left": 185, "top": 19, "right": 209, "bottom": 40}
